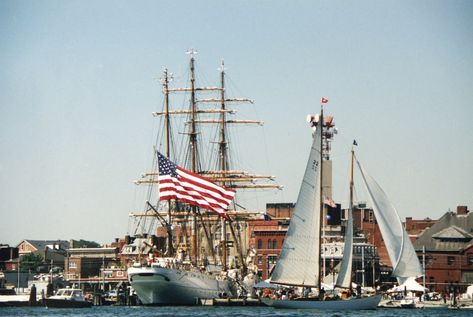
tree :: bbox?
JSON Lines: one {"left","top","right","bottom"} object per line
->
{"left": 71, "top": 239, "right": 101, "bottom": 248}
{"left": 20, "top": 253, "right": 43, "bottom": 272}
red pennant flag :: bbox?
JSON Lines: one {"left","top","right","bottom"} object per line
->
{"left": 321, "top": 97, "right": 329, "bottom": 104}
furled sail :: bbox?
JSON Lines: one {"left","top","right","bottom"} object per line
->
{"left": 357, "top": 161, "right": 422, "bottom": 284}
{"left": 270, "top": 115, "right": 322, "bottom": 287}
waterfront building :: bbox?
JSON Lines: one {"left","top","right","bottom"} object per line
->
{"left": 65, "top": 246, "right": 127, "bottom": 291}
{"left": 413, "top": 205, "right": 473, "bottom": 293}
{"left": 0, "top": 244, "right": 18, "bottom": 271}
{"left": 16, "top": 239, "right": 69, "bottom": 269}
{"left": 247, "top": 211, "right": 288, "bottom": 280}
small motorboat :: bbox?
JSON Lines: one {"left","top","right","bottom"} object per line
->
{"left": 43, "top": 288, "right": 92, "bottom": 308}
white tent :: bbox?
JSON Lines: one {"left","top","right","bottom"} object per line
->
{"left": 388, "top": 277, "right": 427, "bottom": 293}
{"left": 465, "top": 284, "right": 473, "bottom": 299}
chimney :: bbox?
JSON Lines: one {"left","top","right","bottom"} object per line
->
{"left": 457, "top": 205, "right": 469, "bottom": 215}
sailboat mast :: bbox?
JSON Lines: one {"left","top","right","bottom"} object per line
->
{"left": 162, "top": 69, "right": 174, "bottom": 256}
{"left": 318, "top": 105, "right": 325, "bottom": 289}
{"left": 349, "top": 146, "right": 355, "bottom": 290}
{"left": 219, "top": 61, "right": 228, "bottom": 272}
{"left": 189, "top": 51, "right": 198, "bottom": 265}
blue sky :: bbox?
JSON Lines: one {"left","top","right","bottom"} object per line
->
{"left": 1, "top": 1, "right": 472, "bottom": 246}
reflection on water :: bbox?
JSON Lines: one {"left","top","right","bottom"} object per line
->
{"left": 0, "top": 306, "right": 471, "bottom": 317}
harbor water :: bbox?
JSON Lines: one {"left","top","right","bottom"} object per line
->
{"left": 0, "top": 306, "right": 471, "bottom": 317}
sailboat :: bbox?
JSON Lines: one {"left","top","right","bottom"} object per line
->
{"left": 126, "top": 51, "right": 280, "bottom": 305}
{"left": 261, "top": 105, "right": 382, "bottom": 310}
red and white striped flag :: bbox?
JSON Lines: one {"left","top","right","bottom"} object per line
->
{"left": 157, "top": 152, "right": 235, "bottom": 219}
{"left": 321, "top": 97, "right": 329, "bottom": 104}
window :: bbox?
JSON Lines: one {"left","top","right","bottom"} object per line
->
{"left": 447, "top": 256, "right": 454, "bottom": 265}
{"left": 267, "top": 239, "right": 272, "bottom": 249}
{"left": 272, "top": 239, "right": 277, "bottom": 249}
{"left": 468, "top": 256, "right": 473, "bottom": 265}
{"left": 257, "top": 256, "right": 263, "bottom": 265}
{"left": 267, "top": 255, "right": 278, "bottom": 265}
{"left": 267, "top": 255, "right": 278, "bottom": 276}
{"left": 368, "top": 211, "right": 374, "bottom": 223}
{"left": 257, "top": 239, "right": 262, "bottom": 249}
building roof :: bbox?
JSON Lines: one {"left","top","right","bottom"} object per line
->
{"left": 413, "top": 211, "right": 473, "bottom": 252}
{"left": 17, "top": 239, "right": 70, "bottom": 251}
{"left": 432, "top": 226, "right": 473, "bottom": 240}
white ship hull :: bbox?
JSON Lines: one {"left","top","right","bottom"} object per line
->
{"left": 128, "top": 266, "right": 232, "bottom": 305}
{"left": 262, "top": 294, "right": 382, "bottom": 310}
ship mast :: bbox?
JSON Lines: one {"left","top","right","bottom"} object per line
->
{"left": 219, "top": 61, "right": 228, "bottom": 272}
{"left": 137, "top": 52, "right": 281, "bottom": 268}
{"left": 188, "top": 50, "right": 199, "bottom": 265}
{"left": 162, "top": 68, "right": 174, "bottom": 256}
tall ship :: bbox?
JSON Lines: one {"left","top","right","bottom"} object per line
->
{"left": 124, "top": 51, "right": 280, "bottom": 305}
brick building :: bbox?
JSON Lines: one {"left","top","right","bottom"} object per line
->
{"left": 65, "top": 247, "right": 127, "bottom": 290}
{"left": 248, "top": 218, "right": 288, "bottom": 280}
{"left": 0, "top": 245, "right": 18, "bottom": 271}
{"left": 413, "top": 206, "right": 473, "bottom": 293}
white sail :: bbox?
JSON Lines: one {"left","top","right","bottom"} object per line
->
{"left": 357, "top": 161, "right": 422, "bottom": 283}
{"left": 269, "top": 118, "right": 322, "bottom": 287}
{"left": 335, "top": 202, "right": 353, "bottom": 288}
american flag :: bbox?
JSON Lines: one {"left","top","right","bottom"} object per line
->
{"left": 157, "top": 152, "right": 236, "bottom": 219}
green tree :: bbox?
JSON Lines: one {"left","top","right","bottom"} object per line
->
{"left": 20, "top": 253, "right": 43, "bottom": 272}
{"left": 72, "top": 239, "right": 101, "bottom": 248}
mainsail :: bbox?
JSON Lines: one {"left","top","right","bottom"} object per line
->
{"left": 270, "top": 114, "right": 322, "bottom": 287}
{"left": 357, "top": 161, "right": 422, "bottom": 284}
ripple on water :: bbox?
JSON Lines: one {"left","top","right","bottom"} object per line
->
{"left": 0, "top": 306, "right": 472, "bottom": 317}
